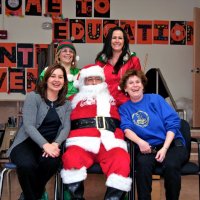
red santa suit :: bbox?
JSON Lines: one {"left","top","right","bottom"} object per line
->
{"left": 61, "top": 65, "right": 132, "bottom": 192}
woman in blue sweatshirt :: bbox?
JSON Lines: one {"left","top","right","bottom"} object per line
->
{"left": 119, "top": 69, "right": 188, "bottom": 200}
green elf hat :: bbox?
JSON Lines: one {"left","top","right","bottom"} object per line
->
{"left": 57, "top": 39, "right": 76, "bottom": 53}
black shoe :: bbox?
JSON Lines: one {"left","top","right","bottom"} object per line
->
{"left": 18, "top": 192, "right": 25, "bottom": 200}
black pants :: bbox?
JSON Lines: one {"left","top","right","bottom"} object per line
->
{"left": 135, "top": 144, "right": 188, "bottom": 200}
{"left": 10, "top": 139, "right": 61, "bottom": 200}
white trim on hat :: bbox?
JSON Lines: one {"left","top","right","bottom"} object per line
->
{"left": 73, "top": 65, "right": 105, "bottom": 88}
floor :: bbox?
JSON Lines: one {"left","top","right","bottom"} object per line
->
{"left": 1, "top": 171, "right": 199, "bottom": 200}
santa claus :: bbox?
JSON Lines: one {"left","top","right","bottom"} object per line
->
{"left": 61, "top": 64, "right": 132, "bottom": 200}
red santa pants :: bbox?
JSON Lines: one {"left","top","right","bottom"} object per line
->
{"left": 62, "top": 144, "right": 130, "bottom": 178}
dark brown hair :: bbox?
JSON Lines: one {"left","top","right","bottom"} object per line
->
{"left": 95, "top": 26, "right": 130, "bottom": 74}
{"left": 36, "top": 63, "right": 68, "bottom": 106}
{"left": 119, "top": 69, "right": 147, "bottom": 94}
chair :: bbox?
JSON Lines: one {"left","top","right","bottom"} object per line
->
{"left": 0, "top": 162, "right": 60, "bottom": 200}
{"left": 128, "top": 119, "right": 200, "bottom": 199}
{"left": 0, "top": 162, "right": 17, "bottom": 200}
{"left": 0, "top": 125, "right": 18, "bottom": 200}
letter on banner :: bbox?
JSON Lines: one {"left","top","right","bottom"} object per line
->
{"left": 70, "top": 19, "right": 85, "bottom": 43}
{"left": 86, "top": 19, "right": 103, "bottom": 43}
{"left": 9, "top": 68, "right": 25, "bottom": 94}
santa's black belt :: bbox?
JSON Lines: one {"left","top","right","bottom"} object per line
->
{"left": 71, "top": 117, "right": 120, "bottom": 132}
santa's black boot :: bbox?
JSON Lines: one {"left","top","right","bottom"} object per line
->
{"left": 67, "top": 181, "right": 85, "bottom": 200}
{"left": 104, "top": 187, "right": 126, "bottom": 200}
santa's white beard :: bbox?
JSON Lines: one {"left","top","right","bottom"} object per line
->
{"left": 71, "top": 82, "right": 115, "bottom": 115}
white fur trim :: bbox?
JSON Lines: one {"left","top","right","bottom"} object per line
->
{"left": 72, "top": 74, "right": 79, "bottom": 87}
{"left": 81, "top": 65, "right": 105, "bottom": 80}
{"left": 73, "top": 79, "right": 79, "bottom": 88}
{"left": 100, "top": 130, "right": 128, "bottom": 152}
{"left": 106, "top": 173, "right": 132, "bottom": 192}
{"left": 74, "top": 65, "right": 105, "bottom": 88}
{"left": 60, "top": 167, "right": 87, "bottom": 184}
{"left": 66, "top": 137, "right": 101, "bottom": 154}
{"left": 67, "top": 74, "right": 74, "bottom": 82}
{"left": 96, "top": 92, "right": 111, "bottom": 116}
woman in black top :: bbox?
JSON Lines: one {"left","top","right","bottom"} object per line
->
{"left": 8, "top": 64, "right": 72, "bottom": 200}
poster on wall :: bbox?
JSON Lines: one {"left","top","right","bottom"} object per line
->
{"left": 27, "top": 68, "right": 38, "bottom": 92}
{"left": 187, "top": 21, "right": 194, "bottom": 45}
{"left": 103, "top": 20, "right": 119, "bottom": 42}
{"left": 53, "top": 19, "right": 69, "bottom": 41}
{"left": 70, "top": 19, "right": 85, "bottom": 43}
{"left": 76, "top": 0, "right": 92, "bottom": 17}
{"left": 94, "top": 0, "right": 110, "bottom": 18}
{"left": 120, "top": 20, "right": 136, "bottom": 44}
{"left": 45, "top": 0, "right": 62, "bottom": 16}
{"left": 86, "top": 19, "right": 103, "bottom": 43}
{"left": 153, "top": 20, "right": 169, "bottom": 44}
{"left": 0, "top": 68, "right": 7, "bottom": 93}
{"left": 17, "top": 43, "right": 34, "bottom": 68}
{"left": 137, "top": 20, "right": 153, "bottom": 44}
{"left": 25, "top": 0, "right": 42, "bottom": 16}
{"left": 8, "top": 68, "right": 25, "bottom": 94}
{"left": 170, "top": 21, "right": 186, "bottom": 45}
{"left": 5, "top": 0, "right": 22, "bottom": 16}
{"left": 0, "top": 43, "right": 16, "bottom": 68}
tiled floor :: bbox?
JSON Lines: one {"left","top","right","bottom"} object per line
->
{"left": 1, "top": 171, "right": 199, "bottom": 200}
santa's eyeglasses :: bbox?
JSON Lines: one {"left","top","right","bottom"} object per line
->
{"left": 84, "top": 76, "right": 103, "bottom": 84}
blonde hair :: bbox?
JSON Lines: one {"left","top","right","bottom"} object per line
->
{"left": 54, "top": 47, "right": 77, "bottom": 68}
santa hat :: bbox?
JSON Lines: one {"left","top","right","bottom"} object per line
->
{"left": 73, "top": 64, "right": 105, "bottom": 88}
{"left": 56, "top": 39, "right": 76, "bottom": 53}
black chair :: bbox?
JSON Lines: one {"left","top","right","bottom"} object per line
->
{"left": 128, "top": 119, "right": 200, "bottom": 199}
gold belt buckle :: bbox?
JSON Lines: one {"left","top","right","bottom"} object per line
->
{"left": 96, "top": 116, "right": 106, "bottom": 130}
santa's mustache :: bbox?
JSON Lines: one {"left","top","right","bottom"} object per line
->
{"left": 71, "top": 82, "right": 112, "bottom": 108}
{"left": 79, "top": 82, "right": 108, "bottom": 96}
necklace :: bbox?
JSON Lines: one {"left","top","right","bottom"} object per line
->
{"left": 47, "top": 99, "right": 56, "bottom": 108}
{"left": 50, "top": 101, "right": 54, "bottom": 108}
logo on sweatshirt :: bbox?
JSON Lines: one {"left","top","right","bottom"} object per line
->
{"left": 132, "top": 110, "right": 149, "bottom": 127}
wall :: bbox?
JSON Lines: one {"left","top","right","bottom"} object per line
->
{"left": 0, "top": 0, "right": 200, "bottom": 123}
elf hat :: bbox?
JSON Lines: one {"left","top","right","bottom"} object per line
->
{"left": 56, "top": 39, "right": 76, "bottom": 53}
{"left": 73, "top": 64, "right": 105, "bottom": 88}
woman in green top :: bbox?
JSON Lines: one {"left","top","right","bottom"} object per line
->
{"left": 40, "top": 39, "right": 79, "bottom": 98}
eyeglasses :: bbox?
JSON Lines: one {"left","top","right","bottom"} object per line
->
{"left": 60, "top": 48, "right": 74, "bottom": 54}
{"left": 85, "top": 77, "right": 102, "bottom": 82}
{"left": 85, "top": 77, "right": 103, "bottom": 85}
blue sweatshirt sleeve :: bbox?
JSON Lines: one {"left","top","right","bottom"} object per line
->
{"left": 155, "top": 95, "right": 181, "bottom": 136}
{"left": 119, "top": 103, "right": 134, "bottom": 132}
